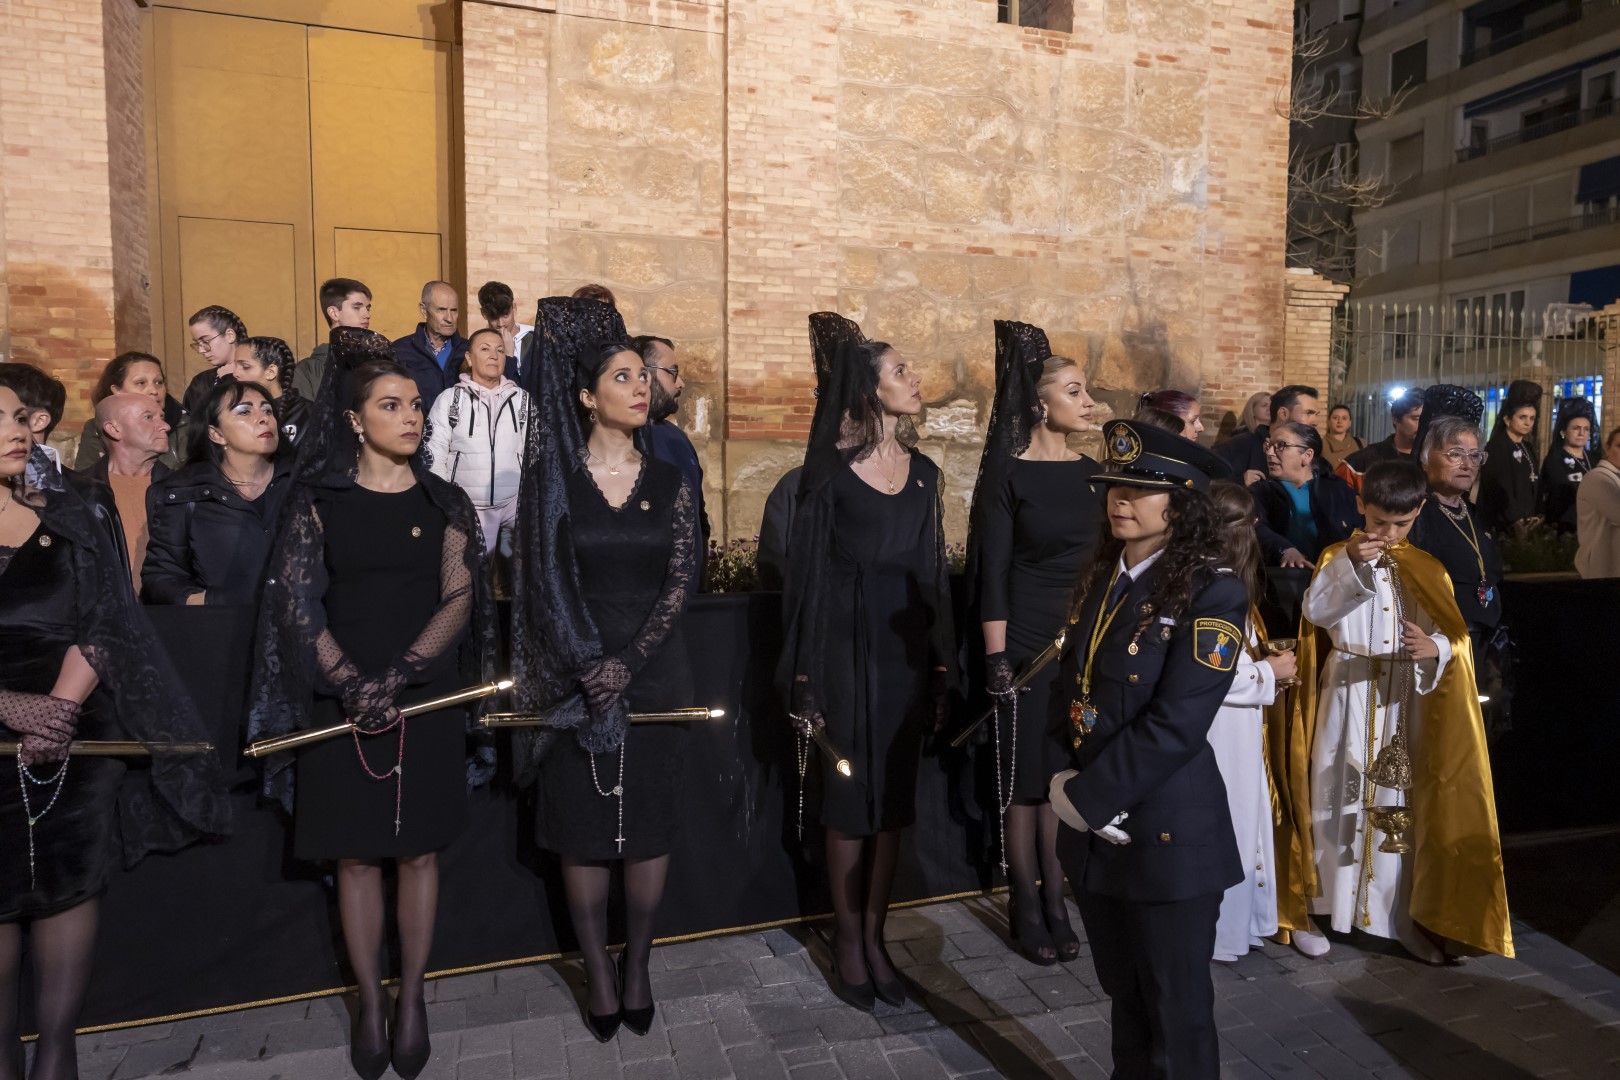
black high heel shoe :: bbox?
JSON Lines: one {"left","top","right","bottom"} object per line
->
{"left": 390, "top": 994, "right": 431, "bottom": 1080}
{"left": 828, "top": 939, "right": 875, "bottom": 1013}
{"left": 868, "top": 944, "right": 908, "bottom": 1008}
{"left": 1008, "top": 895, "right": 1059, "bottom": 967}
{"left": 1047, "top": 905, "right": 1081, "bottom": 963}
{"left": 348, "top": 999, "right": 389, "bottom": 1080}
{"left": 583, "top": 961, "right": 622, "bottom": 1043}
{"left": 618, "top": 952, "right": 656, "bottom": 1037}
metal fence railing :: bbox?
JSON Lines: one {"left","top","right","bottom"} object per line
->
{"left": 1328, "top": 301, "right": 1607, "bottom": 445}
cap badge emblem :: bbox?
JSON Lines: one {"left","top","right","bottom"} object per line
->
{"left": 1108, "top": 423, "right": 1142, "bottom": 465}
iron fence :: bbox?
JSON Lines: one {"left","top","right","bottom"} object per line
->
{"left": 1328, "top": 301, "right": 1607, "bottom": 446}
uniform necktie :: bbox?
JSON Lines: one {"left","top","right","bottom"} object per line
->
{"left": 1107, "top": 571, "right": 1133, "bottom": 612}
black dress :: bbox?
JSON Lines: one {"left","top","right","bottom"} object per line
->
{"left": 1409, "top": 497, "right": 1504, "bottom": 636}
{"left": 974, "top": 456, "right": 1101, "bottom": 798}
{"left": 292, "top": 484, "right": 468, "bottom": 860}
{"left": 0, "top": 528, "right": 123, "bottom": 921}
{"left": 817, "top": 455, "right": 949, "bottom": 835}
{"left": 1478, "top": 430, "right": 1539, "bottom": 536}
{"left": 1539, "top": 446, "right": 1591, "bottom": 533}
{"left": 534, "top": 459, "right": 697, "bottom": 860}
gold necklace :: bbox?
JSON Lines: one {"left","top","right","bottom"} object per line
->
{"left": 876, "top": 449, "right": 906, "bottom": 493}
{"left": 590, "top": 448, "right": 639, "bottom": 476}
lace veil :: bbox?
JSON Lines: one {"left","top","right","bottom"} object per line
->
{"left": 24, "top": 447, "right": 231, "bottom": 863}
{"left": 508, "top": 296, "right": 636, "bottom": 778}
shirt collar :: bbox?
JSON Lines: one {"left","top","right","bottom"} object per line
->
{"left": 1116, "top": 546, "right": 1165, "bottom": 583}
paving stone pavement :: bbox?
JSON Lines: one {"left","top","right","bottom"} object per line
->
{"left": 57, "top": 896, "right": 1620, "bottom": 1079}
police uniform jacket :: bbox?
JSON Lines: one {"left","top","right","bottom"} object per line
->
{"left": 1056, "top": 561, "right": 1247, "bottom": 904}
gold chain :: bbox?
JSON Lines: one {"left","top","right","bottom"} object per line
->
{"left": 1436, "top": 499, "right": 1486, "bottom": 580}
{"left": 1080, "top": 567, "right": 1128, "bottom": 701}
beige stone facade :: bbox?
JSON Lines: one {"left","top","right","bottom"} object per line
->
{"left": 4, "top": 0, "right": 1299, "bottom": 542}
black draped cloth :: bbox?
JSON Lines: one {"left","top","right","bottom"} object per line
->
{"left": 1479, "top": 429, "right": 1540, "bottom": 535}
{"left": 533, "top": 459, "right": 698, "bottom": 859}
{"left": 1, "top": 467, "right": 229, "bottom": 921}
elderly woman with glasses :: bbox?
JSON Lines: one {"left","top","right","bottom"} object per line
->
{"left": 1248, "top": 421, "right": 1362, "bottom": 568}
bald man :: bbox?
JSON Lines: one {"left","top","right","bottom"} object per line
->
{"left": 394, "top": 280, "right": 469, "bottom": 409}
{"left": 93, "top": 392, "right": 172, "bottom": 586}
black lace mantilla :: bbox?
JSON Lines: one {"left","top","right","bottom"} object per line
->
{"left": 510, "top": 296, "right": 698, "bottom": 772}
{"left": 21, "top": 450, "right": 231, "bottom": 863}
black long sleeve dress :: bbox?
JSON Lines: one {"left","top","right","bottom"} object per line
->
{"left": 1478, "top": 430, "right": 1540, "bottom": 535}
{"left": 1, "top": 487, "right": 227, "bottom": 922}
{"left": 534, "top": 458, "right": 697, "bottom": 861}
{"left": 810, "top": 453, "right": 954, "bottom": 835}
{"left": 1538, "top": 445, "right": 1591, "bottom": 533}
{"left": 974, "top": 456, "right": 1101, "bottom": 799}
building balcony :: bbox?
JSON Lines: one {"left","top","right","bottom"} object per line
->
{"left": 1456, "top": 99, "right": 1616, "bottom": 160}
{"left": 1451, "top": 202, "right": 1620, "bottom": 254}
{"left": 1460, "top": 1, "right": 1586, "bottom": 69}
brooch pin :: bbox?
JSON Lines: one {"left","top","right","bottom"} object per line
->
{"left": 410, "top": 526, "right": 422, "bottom": 538}
{"left": 38, "top": 535, "right": 52, "bottom": 548}
{"left": 639, "top": 500, "right": 651, "bottom": 511}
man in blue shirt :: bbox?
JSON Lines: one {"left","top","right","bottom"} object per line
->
{"left": 393, "top": 280, "right": 469, "bottom": 410}
{"left": 633, "top": 335, "right": 711, "bottom": 582}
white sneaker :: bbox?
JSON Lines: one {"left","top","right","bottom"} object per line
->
{"left": 1292, "top": 929, "right": 1331, "bottom": 958}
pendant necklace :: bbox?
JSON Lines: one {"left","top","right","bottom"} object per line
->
{"left": 1438, "top": 498, "right": 1493, "bottom": 606}
{"left": 590, "top": 448, "right": 638, "bottom": 477}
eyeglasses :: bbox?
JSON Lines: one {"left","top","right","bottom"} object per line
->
{"left": 1441, "top": 448, "right": 1487, "bottom": 466}
{"left": 191, "top": 331, "right": 227, "bottom": 354}
{"left": 649, "top": 363, "right": 681, "bottom": 380}
{"left": 1264, "top": 441, "right": 1310, "bottom": 454}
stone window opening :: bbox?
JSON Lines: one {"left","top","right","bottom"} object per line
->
{"left": 998, "top": 0, "right": 1074, "bottom": 34}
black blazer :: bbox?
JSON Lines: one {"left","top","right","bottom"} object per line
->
{"left": 141, "top": 460, "right": 292, "bottom": 606}
{"left": 1055, "top": 563, "right": 1247, "bottom": 903}
{"left": 1249, "top": 472, "right": 1362, "bottom": 564}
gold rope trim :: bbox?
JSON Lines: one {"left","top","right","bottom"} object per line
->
{"left": 58, "top": 886, "right": 1009, "bottom": 1037}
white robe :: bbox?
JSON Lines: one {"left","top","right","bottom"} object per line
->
{"left": 1208, "top": 617, "right": 1279, "bottom": 961}
{"left": 1302, "top": 554, "right": 1451, "bottom": 959}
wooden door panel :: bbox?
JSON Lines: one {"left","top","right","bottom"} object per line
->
{"left": 177, "top": 217, "right": 298, "bottom": 384}
{"left": 333, "top": 228, "right": 443, "bottom": 344}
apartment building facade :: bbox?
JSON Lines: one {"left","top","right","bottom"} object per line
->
{"left": 1352, "top": 0, "right": 1620, "bottom": 325}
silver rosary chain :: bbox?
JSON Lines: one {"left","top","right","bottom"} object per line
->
{"left": 18, "top": 756, "right": 70, "bottom": 890}
{"left": 589, "top": 744, "right": 627, "bottom": 854}
{"left": 990, "top": 692, "right": 1018, "bottom": 880}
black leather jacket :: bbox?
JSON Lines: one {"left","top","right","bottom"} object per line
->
{"left": 141, "top": 459, "right": 293, "bottom": 606}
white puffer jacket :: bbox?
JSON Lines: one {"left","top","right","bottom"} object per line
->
{"left": 425, "top": 374, "right": 529, "bottom": 508}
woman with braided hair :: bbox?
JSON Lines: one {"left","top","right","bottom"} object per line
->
{"left": 965, "top": 320, "right": 1099, "bottom": 966}
{"left": 507, "top": 297, "right": 698, "bottom": 1043}
{"left": 780, "top": 313, "right": 956, "bottom": 1013}
{"left": 247, "top": 327, "right": 496, "bottom": 1079}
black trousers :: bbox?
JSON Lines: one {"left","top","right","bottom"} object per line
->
{"left": 1075, "top": 888, "right": 1222, "bottom": 1080}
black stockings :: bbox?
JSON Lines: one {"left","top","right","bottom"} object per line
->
{"left": 825, "top": 827, "right": 902, "bottom": 988}
{"left": 560, "top": 855, "right": 670, "bottom": 1016}
{"left": 337, "top": 856, "right": 438, "bottom": 1043}
{"left": 1003, "top": 801, "right": 1071, "bottom": 960}
{"left": 0, "top": 899, "right": 101, "bottom": 1080}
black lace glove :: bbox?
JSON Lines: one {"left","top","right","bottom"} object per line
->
{"left": 929, "top": 669, "right": 951, "bottom": 732}
{"left": 0, "top": 690, "right": 80, "bottom": 767}
{"left": 579, "top": 656, "right": 632, "bottom": 720}
{"left": 985, "top": 653, "right": 1015, "bottom": 698}
{"left": 789, "top": 677, "right": 824, "bottom": 735}
{"left": 341, "top": 668, "right": 406, "bottom": 734}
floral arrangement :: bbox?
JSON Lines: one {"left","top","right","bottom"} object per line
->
{"left": 703, "top": 537, "right": 761, "bottom": 594}
{"left": 1500, "top": 518, "right": 1578, "bottom": 574}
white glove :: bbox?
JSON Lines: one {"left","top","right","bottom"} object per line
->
{"left": 1096, "top": 813, "right": 1132, "bottom": 846}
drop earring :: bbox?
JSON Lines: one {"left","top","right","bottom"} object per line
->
{"left": 354, "top": 429, "right": 366, "bottom": 445}
{"left": 588, "top": 408, "right": 597, "bottom": 426}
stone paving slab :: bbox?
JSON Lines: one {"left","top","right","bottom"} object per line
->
{"left": 45, "top": 896, "right": 1620, "bottom": 1080}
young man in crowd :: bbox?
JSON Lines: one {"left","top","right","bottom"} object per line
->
{"left": 1216, "top": 384, "right": 1321, "bottom": 486}
{"left": 476, "top": 280, "right": 534, "bottom": 384}
{"left": 1336, "top": 388, "right": 1423, "bottom": 492}
{"left": 295, "top": 277, "right": 372, "bottom": 399}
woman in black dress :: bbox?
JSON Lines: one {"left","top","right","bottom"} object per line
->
{"left": 1539, "top": 396, "right": 1595, "bottom": 533}
{"left": 966, "top": 321, "right": 1099, "bottom": 965}
{"left": 248, "top": 330, "right": 494, "bottom": 1080}
{"left": 781, "top": 313, "right": 955, "bottom": 1012}
{"left": 0, "top": 374, "right": 228, "bottom": 1080}
{"left": 509, "top": 298, "right": 697, "bottom": 1042}
{"left": 1479, "top": 378, "right": 1542, "bottom": 536}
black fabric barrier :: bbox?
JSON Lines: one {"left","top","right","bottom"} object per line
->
{"left": 59, "top": 575, "right": 1620, "bottom": 1028}
{"left": 78, "top": 595, "right": 995, "bottom": 1029}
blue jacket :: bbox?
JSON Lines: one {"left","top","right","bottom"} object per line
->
{"left": 393, "top": 323, "right": 469, "bottom": 411}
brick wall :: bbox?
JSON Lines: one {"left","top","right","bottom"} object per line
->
{"left": 0, "top": 0, "right": 124, "bottom": 419}
{"left": 102, "top": 0, "right": 151, "bottom": 356}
